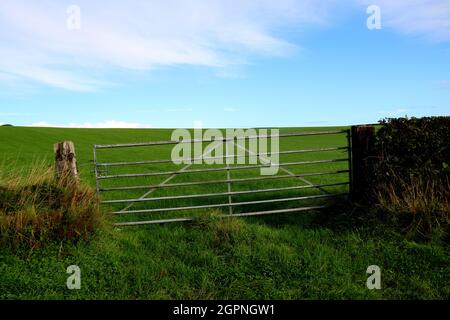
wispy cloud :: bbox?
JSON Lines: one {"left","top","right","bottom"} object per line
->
{"left": 164, "top": 108, "right": 194, "bottom": 113}
{"left": 378, "top": 108, "right": 410, "bottom": 117}
{"left": 31, "top": 120, "right": 153, "bottom": 128}
{"left": 0, "top": 72, "right": 18, "bottom": 81}
{"left": 0, "top": 0, "right": 338, "bottom": 91}
{"left": 0, "top": 112, "right": 33, "bottom": 116}
{"left": 1, "top": 1, "right": 448, "bottom": 93}
{"left": 223, "top": 107, "right": 239, "bottom": 112}
{"left": 437, "top": 80, "right": 450, "bottom": 89}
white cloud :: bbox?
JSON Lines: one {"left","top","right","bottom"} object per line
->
{"left": 437, "top": 80, "right": 450, "bottom": 89}
{"left": 0, "top": 112, "right": 33, "bottom": 116}
{"left": 0, "top": 72, "right": 18, "bottom": 81}
{"left": 31, "top": 120, "right": 153, "bottom": 128}
{"left": 378, "top": 108, "right": 410, "bottom": 117}
{"left": 224, "top": 107, "right": 238, "bottom": 112}
{"left": 1, "top": 0, "right": 448, "bottom": 92}
{"left": 0, "top": 0, "right": 338, "bottom": 91}
{"left": 164, "top": 108, "right": 193, "bottom": 113}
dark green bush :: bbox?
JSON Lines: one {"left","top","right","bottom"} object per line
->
{"left": 374, "top": 116, "right": 450, "bottom": 181}
{"left": 368, "top": 116, "right": 450, "bottom": 241}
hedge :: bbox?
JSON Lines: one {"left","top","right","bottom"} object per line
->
{"left": 373, "top": 116, "right": 450, "bottom": 182}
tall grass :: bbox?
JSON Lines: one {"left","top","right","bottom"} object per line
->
{"left": 0, "top": 161, "right": 106, "bottom": 249}
{"left": 374, "top": 174, "right": 450, "bottom": 241}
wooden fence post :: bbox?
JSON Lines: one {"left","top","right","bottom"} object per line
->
{"left": 351, "top": 125, "right": 375, "bottom": 202}
{"left": 54, "top": 141, "right": 79, "bottom": 181}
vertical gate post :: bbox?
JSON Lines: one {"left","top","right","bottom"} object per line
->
{"left": 226, "top": 143, "right": 233, "bottom": 215}
{"left": 350, "top": 125, "right": 375, "bottom": 202}
{"left": 93, "top": 145, "right": 100, "bottom": 197}
{"left": 346, "top": 129, "right": 353, "bottom": 198}
{"left": 54, "top": 141, "right": 79, "bottom": 181}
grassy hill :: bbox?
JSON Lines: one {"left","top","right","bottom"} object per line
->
{"left": 0, "top": 126, "right": 448, "bottom": 299}
{"left": 0, "top": 126, "right": 174, "bottom": 177}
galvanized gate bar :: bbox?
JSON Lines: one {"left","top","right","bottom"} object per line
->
{"left": 95, "top": 130, "right": 348, "bottom": 149}
{"left": 114, "top": 205, "right": 330, "bottom": 227}
{"left": 102, "top": 182, "right": 349, "bottom": 204}
{"left": 94, "top": 129, "right": 351, "bottom": 225}
{"left": 233, "top": 138, "right": 330, "bottom": 196}
{"left": 113, "top": 192, "right": 348, "bottom": 215}
{"left": 96, "top": 146, "right": 348, "bottom": 167}
{"left": 118, "top": 144, "right": 216, "bottom": 213}
{"left": 99, "top": 169, "right": 350, "bottom": 192}
{"left": 226, "top": 144, "right": 233, "bottom": 215}
{"left": 98, "top": 158, "right": 349, "bottom": 180}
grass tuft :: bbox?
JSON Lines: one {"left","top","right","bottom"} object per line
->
{"left": 0, "top": 161, "right": 106, "bottom": 249}
{"left": 374, "top": 175, "right": 450, "bottom": 241}
{"left": 190, "top": 210, "right": 244, "bottom": 247}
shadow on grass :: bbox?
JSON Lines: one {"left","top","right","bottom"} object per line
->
{"left": 225, "top": 198, "right": 362, "bottom": 233}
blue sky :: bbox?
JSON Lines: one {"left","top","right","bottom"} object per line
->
{"left": 0, "top": 0, "right": 449, "bottom": 128}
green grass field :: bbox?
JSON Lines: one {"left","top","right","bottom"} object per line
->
{"left": 0, "top": 126, "right": 448, "bottom": 299}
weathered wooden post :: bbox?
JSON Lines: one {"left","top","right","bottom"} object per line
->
{"left": 54, "top": 141, "right": 79, "bottom": 181}
{"left": 351, "top": 125, "right": 375, "bottom": 202}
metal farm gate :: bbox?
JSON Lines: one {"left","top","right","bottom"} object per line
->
{"left": 93, "top": 130, "right": 352, "bottom": 226}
